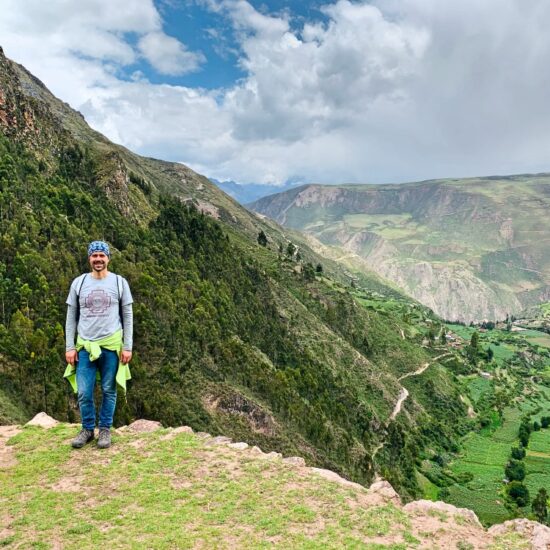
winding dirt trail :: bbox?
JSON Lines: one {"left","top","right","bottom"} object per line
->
{"left": 373, "top": 352, "right": 452, "bottom": 460}
{"left": 389, "top": 388, "right": 410, "bottom": 420}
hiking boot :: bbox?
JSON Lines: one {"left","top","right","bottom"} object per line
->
{"left": 97, "top": 428, "right": 111, "bottom": 449}
{"left": 71, "top": 429, "right": 94, "bottom": 449}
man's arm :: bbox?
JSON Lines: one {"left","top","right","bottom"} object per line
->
{"left": 121, "top": 303, "right": 133, "bottom": 364}
{"left": 65, "top": 304, "right": 78, "bottom": 365}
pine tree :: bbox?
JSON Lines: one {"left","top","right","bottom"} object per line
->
{"left": 257, "top": 230, "right": 268, "bottom": 247}
{"left": 532, "top": 488, "right": 548, "bottom": 524}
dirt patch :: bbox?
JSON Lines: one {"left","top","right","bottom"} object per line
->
{"left": 407, "top": 505, "right": 490, "bottom": 549}
{"left": 0, "top": 513, "right": 15, "bottom": 541}
{"left": 51, "top": 474, "right": 87, "bottom": 493}
{"left": 0, "top": 425, "right": 20, "bottom": 469}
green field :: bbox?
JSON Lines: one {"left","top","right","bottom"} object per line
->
{"left": 446, "top": 324, "right": 476, "bottom": 340}
{"left": 446, "top": 408, "right": 522, "bottom": 525}
{"left": 442, "top": 386, "right": 550, "bottom": 526}
{"left": 466, "top": 377, "right": 493, "bottom": 405}
{"left": 525, "top": 429, "right": 550, "bottom": 508}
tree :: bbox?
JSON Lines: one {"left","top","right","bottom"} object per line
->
{"left": 532, "top": 488, "right": 548, "bottom": 524}
{"left": 505, "top": 459, "right": 526, "bottom": 481}
{"left": 541, "top": 416, "right": 550, "bottom": 429}
{"left": 519, "top": 418, "right": 532, "bottom": 448}
{"left": 470, "top": 331, "right": 479, "bottom": 350}
{"left": 257, "top": 230, "right": 268, "bottom": 247}
{"left": 507, "top": 481, "right": 530, "bottom": 507}
{"left": 315, "top": 263, "right": 323, "bottom": 274}
{"left": 486, "top": 347, "right": 494, "bottom": 362}
{"left": 511, "top": 446, "right": 526, "bottom": 460}
{"left": 533, "top": 421, "right": 541, "bottom": 432}
{"left": 303, "top": 262, "right": 315, "bottom": 282}
{"left": 286, "top": 242, "right": 296, "bottom": 258}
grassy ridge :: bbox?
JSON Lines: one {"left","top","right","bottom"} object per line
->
{"left": 0, "top": 425, "right": 416, "bottom": 549}
{"left": 0, "top": 425, "right": 530, "bottom": 549}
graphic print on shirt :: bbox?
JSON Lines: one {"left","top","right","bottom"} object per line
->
{"left": 84, "top": 289, "right": 112, "bottom": 317}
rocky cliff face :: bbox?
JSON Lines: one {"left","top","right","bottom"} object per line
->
{"left": 250, "top": 180, "right": 550, "bottom": 322}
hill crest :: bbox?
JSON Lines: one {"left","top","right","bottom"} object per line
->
{"left": 2, "top": 413, "right": 549, "bottom": 549}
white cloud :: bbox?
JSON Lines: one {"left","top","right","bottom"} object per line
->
{"left": 138, "top": 32, "right": 205, "bottom": 75}
{"left": 2, "top": 0, "right": 550, "bottom": 185}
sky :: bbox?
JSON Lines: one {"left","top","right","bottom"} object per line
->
{"left": 1, "top": 0, "right": 550, "bottom": 186}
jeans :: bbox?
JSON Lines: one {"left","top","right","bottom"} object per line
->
{"left": 76, "top": 348, "right": 118, "bottom": 430}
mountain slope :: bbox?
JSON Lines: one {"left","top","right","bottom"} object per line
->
{"left": 249, "top": 179, "right": 550, "bottom": 322}
{"left": 0, "top": 47, "right": 470, "bottom": 498}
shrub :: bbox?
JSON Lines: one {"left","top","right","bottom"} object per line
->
{"left": 507, "top": 481, "right": 530, "bottom": 507}
{"left": 511, "top": 446, "right": 526, "bottom": 460}
{"left": 532, "top": 488, "right": 548, "bottom": 524}
{"left": 505, "top": 459, "right": 526, "bottom": 482}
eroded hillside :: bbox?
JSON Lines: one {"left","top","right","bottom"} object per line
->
{"left": 250, "top": 181, "right": 550, "bottom": 323}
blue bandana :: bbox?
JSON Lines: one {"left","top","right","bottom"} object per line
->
{"left": 87, "top": 241, "right": 111, "bottom": 257}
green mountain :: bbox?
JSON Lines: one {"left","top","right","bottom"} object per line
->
{"left": 249, "top": 179, "right": 550, "bottom": 323}
{"left": 0, "top": 47, "right": 470, "bottom": 498}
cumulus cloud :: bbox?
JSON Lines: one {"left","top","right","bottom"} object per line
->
{"left": 138, "top": 32, "right": 205, "bottom": 75}
{"left": 2, "top": 0, "right": 550, "bottom": 185}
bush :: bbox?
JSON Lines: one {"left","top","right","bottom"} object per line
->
{"left": 505, "top": 459, "right": 526, "bottom": 482}
{"left": 511, "top": 446, "right": 526, "bottom": 460}
{"left": 532, "top": 488, "right": 548, "bottom": 524}
{"left": 507, "top": 481, "right": 530, "bottom": 507}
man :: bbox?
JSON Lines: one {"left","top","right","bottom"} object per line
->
{"left": 65, "top": 241, "right": 133, "bottom": 449}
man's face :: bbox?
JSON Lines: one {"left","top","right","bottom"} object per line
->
{"left": 89, "top": 252, "right": 109, "bottom": 272}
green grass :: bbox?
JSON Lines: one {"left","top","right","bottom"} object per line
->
{"left": 525, "top": 429, "right": 550, "bottom": 500}
{"left": 416, "top": 472, "right": 439, "bottom": 501}
{"left": 0, "top": 426, "right": 421, "bottom": 549}
{"left": 466, "top": 377, "right": 492, "bottom": 405}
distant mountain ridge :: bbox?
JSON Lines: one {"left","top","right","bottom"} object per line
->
{"left": 249, "top": 177, "right": 550, "bottom": 322}
{"left": 211, "top": 178, "right": 300, "bottom": 204}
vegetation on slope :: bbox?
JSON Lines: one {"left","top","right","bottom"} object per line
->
{"left": 418, "top": 323, "right": 550, "bottom": 525}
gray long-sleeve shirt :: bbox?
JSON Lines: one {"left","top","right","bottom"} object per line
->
{"left": 65, "top": 272, "right": 133, "bottom": 351}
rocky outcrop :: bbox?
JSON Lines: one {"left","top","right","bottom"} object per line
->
{"left": 25, "top": 412, "right": 58, "bottom": 429}
{"left": 489, "top": 519, "right": 550, "bottom": 550}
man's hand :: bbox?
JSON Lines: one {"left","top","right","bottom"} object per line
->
{"left": 65, "top": 349, "right": 77, "bottom": 366}
{"left": 121, "top": 350, "right": 132, "bottom": 364}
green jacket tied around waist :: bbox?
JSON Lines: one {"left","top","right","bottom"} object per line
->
{"left": 63, "top": 329, "right": 131, "bottom": 393}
